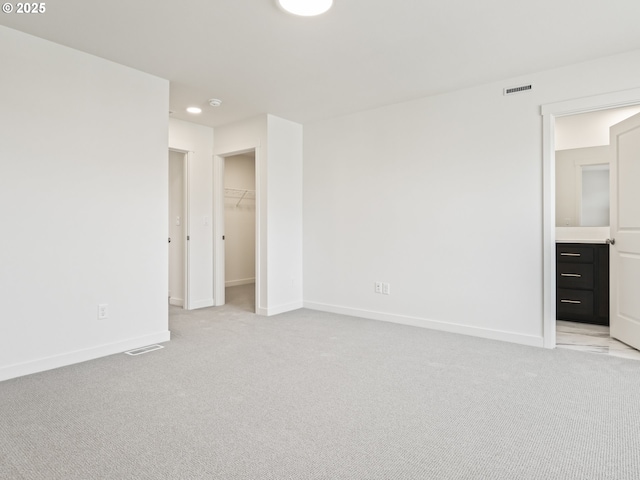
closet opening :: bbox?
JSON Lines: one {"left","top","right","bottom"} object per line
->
{"left": 213, "top": 149, "right": 258, "bottom": 313}
{"left": 223, "top": 152, "right": 256, "bottom": 312}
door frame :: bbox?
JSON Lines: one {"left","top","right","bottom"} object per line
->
{"left": 213, "top": 147, "right": 260, "bottom": 310}
{"left": 168, "top": 148, "right": 191, "bottom": 310}
{"left": 541, "top": 88, "right": 640, "bottom": 348}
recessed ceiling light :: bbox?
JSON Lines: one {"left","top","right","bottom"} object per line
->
{"left": 276, "top": 0, "right": 333, "bottom": 16}
{"left": 186, "top": 107, "right": 202, "bottom": 114}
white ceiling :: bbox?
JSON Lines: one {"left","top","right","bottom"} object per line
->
{"left": 2, "top": 0, "right": 640, "bottom": 128}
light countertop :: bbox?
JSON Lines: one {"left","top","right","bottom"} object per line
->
{"left": 555, "top": 226, "right": 609, "bottom": 244}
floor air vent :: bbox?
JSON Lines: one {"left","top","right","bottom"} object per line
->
{"left": 504, "top": 84, "right": 532, "bottom": 96}
{"left": 125, "top": 344, "right": 164, "bottom": 356}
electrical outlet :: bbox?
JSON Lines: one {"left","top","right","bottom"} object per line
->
{"left": 98, "top": 304, "right": 108, "bottom": 319}
{"left": 375, "top": 282, "right": 383, "bottom": 293}
{"left": 382, "top": 283, "right": 390, "bottom": 295}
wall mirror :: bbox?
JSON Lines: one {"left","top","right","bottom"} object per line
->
{"left": 555, "top": 147, "right": 609, "bottom": 227}
{"left": 580, "top": 164, "right": 609, "bottom": 227}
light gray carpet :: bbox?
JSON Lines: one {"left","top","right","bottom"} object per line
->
{"left": 2, "top": 284, "right": 640, "bottom": 479}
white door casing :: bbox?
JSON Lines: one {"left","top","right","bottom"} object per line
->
{"left": 542, "top": 87, "right": 640, "bottom": 348}
{"left": 609, "top": 112, "right": 640, "bottom": 349}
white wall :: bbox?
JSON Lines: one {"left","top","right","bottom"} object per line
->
{"left": 266, "top": 115, "right": 304, "bottom": 314}
{"left": 214, "top": 114, "right": 303, "bottom": 315}
{"left": 168, "top": 119, "right": 214, "bottom": 309}
{"left": 555, "top": 105, "right": 640, "bottom": 150}
{"left": 0, "top": 26, "right": 170, "bottom": 381}
{"left": 224, "top": 154, "right": 256, "bottom": 286}
{"left": 303, "top": 49, "right": 640, "bottom": 347}
{"left": 168, "top": 150, "right": 185, "bottom": 305}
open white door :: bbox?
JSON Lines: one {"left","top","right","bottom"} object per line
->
{"left": 168, "top": 150, "right": 189, "bottom": 309}
{"left": 609, "top": 112, "right": 640, "bottom": 349}
{"left": 213, "top": 154, "right": 226, "bottom": 306}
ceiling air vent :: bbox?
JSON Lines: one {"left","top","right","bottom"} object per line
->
{"left": 504, "top": 84, "right": 532, "bottom": 96}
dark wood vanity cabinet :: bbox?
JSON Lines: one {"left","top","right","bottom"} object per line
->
{"left": 556, "top": 243, "right": 609, "bottom": 325}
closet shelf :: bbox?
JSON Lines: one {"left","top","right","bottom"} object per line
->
{"left": 224, "top": 188, "right": 256, "bottom": 206}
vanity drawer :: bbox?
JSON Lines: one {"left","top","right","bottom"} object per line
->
{"left": 555, "top": 243, "right": 608, "bottom": 325}
{"left": 557, "top": 289, "right": 594, "bottom": 318}
{"left": 556, "top": 263, "right": 594, "bottom": 289}
{"left": 556, "top": 244, "right": 594, "bottom": 263}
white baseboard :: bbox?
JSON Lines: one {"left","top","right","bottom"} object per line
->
{"left": 267, "top": 301, "right": 304, "bottom": 316}
{"left": 189, "top": 298, "right": 214, "bottom": 309}
{"left": 303, "top": 301, "right": 544, "bottom": 348}
{"left": 225, "top": 278, "right": 255, "bottom": 287}
{"left": 169, "top": 297, "right": 184, "bottom": 307}
{"left": 0, "top": 330, "right": 171, "bottom": 383}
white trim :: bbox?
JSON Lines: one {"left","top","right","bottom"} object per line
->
{"left": 225, "top": 278, "right": 255, "bottom": 287}
{"left": 254, "top": 147, "right": 264, "bottom": 316}
{"left": 267, "top": 301, "right": 304, "bottom": 316}
{"left": 541, "top": 88, "right": 640, "bottom": 117}
{"left": 541, "top": 87, "right": 640, "bottom": 349}
{"left": 542, "top": 112, "right": 556, "bottom": 349}
{"left": 0, "top": 331, "right": 171, "bottom": 383}
{"left": 169, "top": 297, "right": 184, "bottom": 307}
{"left": 304, "top": 301, "right": 543, "bottom": 348}
{"left": 190, "top": 298, "right": 214, "bottom": 309}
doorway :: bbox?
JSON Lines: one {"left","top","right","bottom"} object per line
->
{"left": 213, "top": 148, "right": 259, "bottom": 313}
{"left": 168, "top": 149, "right": 189, "bottom": 308}
{"left": 542, "top": 89, "right": 640, "bottom": 350}
{"left": 223, "top": 152, "right": 256, "bottom": 311}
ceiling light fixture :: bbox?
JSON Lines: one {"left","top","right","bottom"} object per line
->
{"left": 276, "top": 0, "right": 333, "bottom": 16}
{"left": 186, "top": 107, "right": 202, "bottom": 114}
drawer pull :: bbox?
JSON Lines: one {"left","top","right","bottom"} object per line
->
{"left": 560, "top": 299, "right": 582, "bottom": 304}
{"left": 561, "top": 273, "right": 582, "bottom": 278}
{"left": 560, "top": 253, "right": 581, "bottom": 257}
